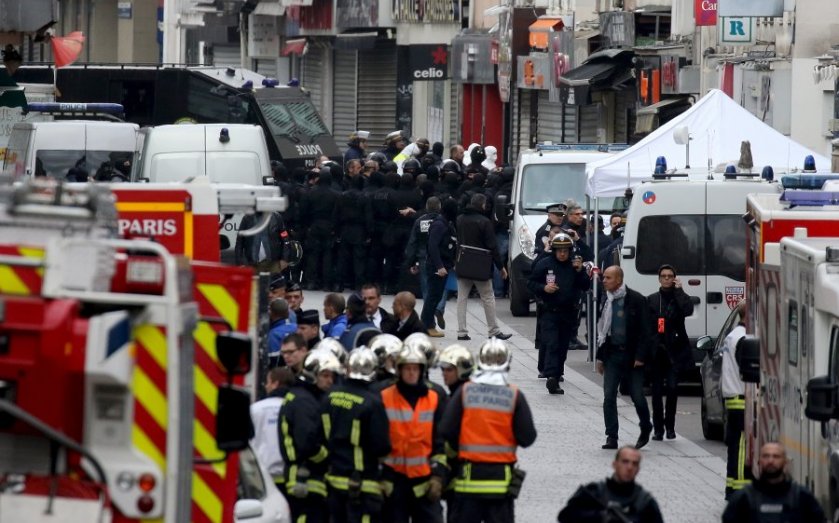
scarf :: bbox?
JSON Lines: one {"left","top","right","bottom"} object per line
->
{"left": 471, "top": 370, "right": 509, "bottom": 386}
{"left": 598, "top": 283, "right": 627, "bottom": 347}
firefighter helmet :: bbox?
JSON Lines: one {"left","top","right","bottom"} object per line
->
{"left": 300, "top": 351, "right": 343, "bottom": 384}
{"left": 347, "top": 347, "right": 378, "bottom": 382}
{"left": 396, "top": 344, "right": 427, "bottom": 368}
{"left": 369, "top": 334, "right": 403, "bottom": 370}
{"left": 403, "top": 333, "right": 438, "bottom": 367}
{"left": 313, "top": 338, "right": 348, "bottom": 366}
{"left": 438, "top": 344, "right": 475, "bottom": 381}
{"left": 477, "top": 337, "right": 512, "bottom": 372}
{"left": 550, "top": 233, "right": 574, "bottom": 251}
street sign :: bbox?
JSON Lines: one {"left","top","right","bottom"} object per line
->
{"left": 719, "top": 17, "right": 755, "bottom": 45}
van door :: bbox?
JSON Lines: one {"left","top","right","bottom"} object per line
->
{"left": 623, "top": 182, "right": 706, "bottom": 344}
{"left": 705, "top": 183, "right": 750, "bottom": 340}
{"left": 800, "top": 271, "right": 814, "bottom": 490}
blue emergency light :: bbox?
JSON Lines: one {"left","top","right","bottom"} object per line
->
{"left": 26, "top": 102, "right": 124, "bottom": 115}
{"left": 781, "top": 174, "right": 839, "bottom": 190}
{"left": 262, "top": 78, "right": 279, "bottom": 88}
{"left": 761, "top": 166, "right": 774, "bottom": 181}
{"left": 803, "top": 154, "right": 817, "bottom": 172}
{"left": 534, "top": 143, "right": 629, "bottom": 154}
{"left": 654, "top": 156, "right": 667, "bottom": 174}
{"left": 780, "top": 190, "right": 839, "bottom": 207}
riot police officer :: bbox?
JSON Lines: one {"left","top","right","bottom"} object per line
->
{"left": 299, "top": 170, "right": 339, "bottom": 291}
{"left": 335, "top": 175, "right": 373, "bottom": 290}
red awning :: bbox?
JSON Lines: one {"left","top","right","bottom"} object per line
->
{"left": 281, "top": 38, "right": 307, "bottom": 57}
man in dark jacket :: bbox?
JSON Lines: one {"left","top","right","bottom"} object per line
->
{"left": 558, "top": 446, "right": 664, "bottom": 523}
{"left": 372, "top": 173, "right": 400, "bottom": 293}
{"left": 528, "top": 234, "right": 590, "bottom": 394}
{"left": 722, "top": 442, "right": 825, "bottom": 523}
{"left": 595, "top": 266, "right": 653, "bottom": 450}
{"left": 420, "top": 203, "right": 457, "bottom": 336}
{"left": 335, "top": 175, "right": 373, "bottom": 291}
{"left": 361, "top": 283, "right": 398, "bottom": 332}
{"left": 405, "top": 197, "right": 443, "bottom": 305}
{"left": 384, "top": 174, "right": 423, "bottom": 294}
{"left": 322, "top": 347, "right": 392, "bottom": 523}
{"left": 299, "top": 170, "right": 338, "bottom": 291}
{"left": 488, "top": 166, "right": 514, "bottom": 298}
{"left": 339, "top": 293, "right": 382, "bottom": 352}
{"left": 646, "top": 264, "right": 694, "bottom": 440}
{"left": 455, "top": 194, "right": 511, "bottom": 341}
{"left": 387, "top": 291, "right": 427, "bottom": 340}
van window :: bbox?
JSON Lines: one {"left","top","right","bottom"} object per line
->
{"left": 706, "top": 215, "right": 747, "bottom": 281}
{"left": 636, "top": 215, "right": 702, "bottom": 274}
{"left": 766, "top": 285, "right": 778, "bottom": 356}
{"left": 187, "top": 75, "right": 252, "bottom": 123}
{"left": 260, "top": 101, "right": 329, "bottom": 140}
{"left": 518, "top": 164, "right": 586, "bottom": 215}
{"left": 36, "top": 150, "right": 133, "bottom": 180}
{"left": 788, "top": 300, "right": 799, "bottom": 366}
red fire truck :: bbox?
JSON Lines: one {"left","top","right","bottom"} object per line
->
{"left": 0, "top": 180, "right": 285, "bottom": 522}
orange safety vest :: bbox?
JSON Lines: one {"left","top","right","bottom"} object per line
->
{"left": 381, "top": 384, "right": 438, "bottom": 478}
{"left": 458, "top": 382, "right": 518, "bottom": 463}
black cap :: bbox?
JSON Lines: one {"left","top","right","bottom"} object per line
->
{"left": 298, "top": 309, "right": 320, "bottom": 325}
{"left": 546, "top": 203, "right": 567, "bottom": 215}
{"left": 268, "top": 274, "right": 287, "bottom": 291}
{"left": 286, "top": 282, "right": 302, "bottom": 293}
{"left": 347, "top": 293, "right": 364, "bottom": 308}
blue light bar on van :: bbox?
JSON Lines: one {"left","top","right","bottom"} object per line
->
{"left": 535, "top": 143, "right": 629, "bottom": 153}
{"left": 781, "top": 174, "right": 839, "bottom": 190}
{"left": 780, "top": 190, "right": 839, "bottom": 207}
{"left": 26, "top": 102, "right": 125, "bottom": 115}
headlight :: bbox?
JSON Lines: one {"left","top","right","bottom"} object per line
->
{"left": 517, "top": 223, "right": 536, "bottom": 260}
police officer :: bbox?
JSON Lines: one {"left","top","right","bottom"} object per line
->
{"left": 380, "top": 345, "right": 448, "bottom": 523}
{"left": 438, "top": 344, "right": 474, "bottom": 395}
{"left": 722, "top": 300, "right": 752, "bottom": 500}
{"left": 370, "top": 172, "right": 399, "bottom": 292}
{"left": 322, "top": 347, "right": 392, "bottom": 523}
{"left": 279, "top": 351, "right": 342, "bottom": 523}
{"left": 380, "top": 131, "right": 406, "bottom": 162}
{"left": 534, "top": 204, "right": 567, "bottom": 261}
{"left": 527, "top": 234, "right": 590, "bottom": 394}
{"left": 299, "top": 169, "right": 339, "bottom": 291}
{"left": 335, "top": 175, "right": 373, "bottom": 290}
{"left": 440, "top": 339, "right": 537, "bottom": 523}
{"left": 405, "top": 197, "right": 442, "bottom": 304}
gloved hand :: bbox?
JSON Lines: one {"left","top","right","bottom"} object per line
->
{"left": 427, "top": 476, "right": 444, "bottom": 502}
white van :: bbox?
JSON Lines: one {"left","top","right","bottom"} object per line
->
{"left": 619, "top": 174, "right": 780, "bottom": 368}
{"left": 132, "top": 123, "right": 272, "bottom": 185}
{"left": 508, "top": 144, "right": 628, "bottom": 316}
{"left": 1, "top": 120, "right": 138, "bottom": 181}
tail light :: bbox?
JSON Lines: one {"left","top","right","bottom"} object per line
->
{"left": 137, "top": 494, "right": 155, "bottom": 513}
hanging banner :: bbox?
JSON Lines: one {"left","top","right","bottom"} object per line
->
{"left": 695, "top": 0, "right": 717, "bottom": 26}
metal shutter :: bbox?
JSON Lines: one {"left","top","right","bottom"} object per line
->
{"left": 255, "top": 58, "right": 278, "bottom": 79}
{"left": 302, "top": 44, "right": 327, "bottom": 119}
{"left": 212, "top": 45, "right": 241, "bottom": 68}
{"left": 511, "top": 89, "right": 530, "bottom": 164}
{"left": 579, "top": 103, "right": 605, "bottom": 143}
{"left": 449, "top": 81, "right": 460, "bottom": 147}
{"left": 357, "top": 43, "right": 397, "bottom": 146}
{"left": 537, "top": 90, "right": 578, "bottom": 144}
{"left": 333, "top": 49, "right": 358, "bottom": 152}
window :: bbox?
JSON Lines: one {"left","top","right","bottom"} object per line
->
{"left": 36, "top": 150, "right": 133, "bottom": 180}
{"left": 706, "top": 215, "right": 747, "bottom": 281}
{"left": 766, "top": 286, "right": 778, "bottom": 356}
{"left": 636, "top": 215, "right": 702, "bottom": 275}
{"left": 788, "top": 300, "right": 799, "bottom": 366}
{"left": 237, "top": 447, "right": 266, "bottom": 501}
{"left": 517, "top": 164, "right": 587, "bottom": 216}
{"left": 259, "top": 101, "right": 329, "bottom": 140}
{"left": 187, "top": 75, "right": 253, "bottom": 124}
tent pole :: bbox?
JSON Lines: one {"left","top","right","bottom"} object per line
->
{"left": 590, "top": 196, "right": 599, "bottom": 365}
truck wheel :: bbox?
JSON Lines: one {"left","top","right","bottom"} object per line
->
{"left": 509, "top": 276, "right": 530, "bottom": 317}
{"left": 701, "top": 396, "right": 724, "bottom": 441}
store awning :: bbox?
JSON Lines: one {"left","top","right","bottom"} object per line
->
{"left": 559, "top": 48, "right": 634, "bottom": 105}
{"left": 281, "top": 38, "right": 307, "bottom": 56}
{"left": 334, "top": 32, "right": 378, "bottom": 50}
{"left": 528, "top": 18, "right": 564, "bottom": 50}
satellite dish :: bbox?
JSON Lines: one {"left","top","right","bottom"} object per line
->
{"left": 673, "top": 126, "right": 691, "bottom": 145}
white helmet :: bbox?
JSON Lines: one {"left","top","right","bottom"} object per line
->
{"left": 301, "top": 351, "right": 343, "bottom": 384}
{"left": 438, "top": 344, "right": 475, "bottom": 381}
{"left": 313, "top": 338, "right": 348, "bottom": 366}
{"left": 403, "top": 332, "right": 439, "bottom": 368}
{"left": 396, "top": 344, "right": 427, "bottom": 369}
{"left": 368, "top": 334, "right": 403, "bottom": 373}
{"left": 347, "top": 347, "right": 378, "bottom": 382}
{"left": 477, "top": 337, "right": 512, "bottom": 372}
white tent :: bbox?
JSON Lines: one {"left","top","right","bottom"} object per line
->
{"left": 585, "top": 89, "right": 830, "bottom": 198}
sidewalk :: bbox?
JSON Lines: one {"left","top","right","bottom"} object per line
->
{"left": 440, "top": 295, "right": 727, "bottom": 523}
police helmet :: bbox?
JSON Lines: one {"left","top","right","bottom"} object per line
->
{"left": 438, "top": 344, "right": 475, "bottom": 381}
{"left": 403, "top": 158, "right": 421, "bottom": 174}
{"left": 313, "top": 338, "right": 349, "bottom": 366}
{"left": 369, "top": 334, "right": 403, "bottom": 371}
{"left": 368, "top": 152, "right": 388, "bottom": 166}
{"left": 300, "top": 351, "right": 343, "bottom": 384}
{"left": 403, "top": 333, "right": 438, "bottom": 368}
{"left": 477, "top": 337, "right": 512, "bottom": 372}
{"left": 550, "top": 233, "right": 575, "bottom": 251}
{"left": 347, "top": 346, "right": 378, "bottom": 382}
{"left": 396, "top": 344, "right": 427, "bottom": 369}
{"left": 440, "top": 159, "right": 461, "bottom": 175}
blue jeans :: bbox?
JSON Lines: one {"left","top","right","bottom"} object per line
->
{"left": 422, "top": 269, "right": 448, "bottom": 329}
{"left": 602, "top": 347, "right": 652, "bottom": 439}
{"left": 492, "top": 231, "right": 509, "bottom": 297}
{"left": 417, "top": 254, "right": 429, "bottom": 299}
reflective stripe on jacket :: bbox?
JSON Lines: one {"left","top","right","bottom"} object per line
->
{"left": 458, "top": 382, "right": 518, "bottom": 464}
{"left": 381, "top": 384, "right": 438, "bottom": 478}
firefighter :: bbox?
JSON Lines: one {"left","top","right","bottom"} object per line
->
{"left": 721, "top": 300, "right": 752, "bottom": 500}
{"left": 527, "top": 233, "right": 590, "bottom": 394}
{"left": 437, "top": 344, "right": 474, "bottom": 395}
{"left": 369, "top": 333, "right": 403, "bottom": 388}
{"left": 440, "top": 338, "right": 537, "bottom": 523}
{"left": 279, "top": 351, "right": 342, "bottom": 523}
{"left": 403, "top": 332, "right": 449, "bottom": 404}
{"left": 380, "top": 345, "right": 448, "bottom": 523}
{"left": 322, "top": 347, "right": 392, "bottom": 523}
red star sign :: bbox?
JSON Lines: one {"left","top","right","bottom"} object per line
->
{"left": 432, "top": 46, "right": 447, "bottom": 66}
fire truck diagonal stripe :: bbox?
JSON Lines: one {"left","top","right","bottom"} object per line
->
{"left": 115, "top": 202, "right": 187, "bottom": 212}
{"left": 132, "top": 424, "right": 166, "bottom": 471}
{"left": 195, "top": 365, "right": 218, "bottom": 416}
{"left": 194, "top": 322, "right": 221, "bottom": 366}
{"left": 192, "top": 471, "right": 223, "bottom": 523}
{"left": 194, "top": 420, "right": 226, "bottom": 476}
{"left": 0, "top": 266, "right": 29, "bottom": 294}
{"left": 197, "top": 284, "right": 240, "bottom": 331}
{"left": 135, "top": 325, "right": 168, "bottom": 371}
{"left": 17, "top": 247, "right": 45, "bottom": 282}
{"left": 134, "top": 368, "right": 168, "bottom": 430}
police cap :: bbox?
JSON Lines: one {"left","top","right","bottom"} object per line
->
{"left": 268, "top": 274, "right": 287, "bottom": 291}
{"left": 297, "top": 309, "right": 320, "bottom": 326}
{"left": 546, "top": 203, "right": 567, "bottom": 215}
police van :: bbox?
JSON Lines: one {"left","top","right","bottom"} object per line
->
{"left": 619, "top": 171, "right": 780, "bottom": 369}
{"left": 508, "top": 143, "right": 628, "bottom": 316}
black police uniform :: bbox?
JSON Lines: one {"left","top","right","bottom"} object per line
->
{"left": 528, "top": 251, "right": 589, "bottom": 391}
{"left": 558, "top": 477, "right": 664, "bottom": 523}
{"left": 322, "top": 378, "right": 392, "bottom": 523}
{"left": 369, "top": 181, "right": 398, "bottom": 289}
{"left": 299, "top": 175, "right": 339, "bottom": 290}
{"left": 405, "top": 210, "right": 440, "bottom": 298}
{"left": 335, "top": 182, "right": 373, "bottom": 290}
{"left": 279, "top": 381, "right": 330, "bottom": 523}
{"left": 384, "top": 182, "right": 423, "bottom": 293}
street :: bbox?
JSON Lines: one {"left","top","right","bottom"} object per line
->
{"left": 304, "top": 290, "right": 728, "bottom": 522}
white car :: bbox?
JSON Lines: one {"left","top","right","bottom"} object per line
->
{"left": 235, "top": 447, "right": 291, "bottom": 523}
